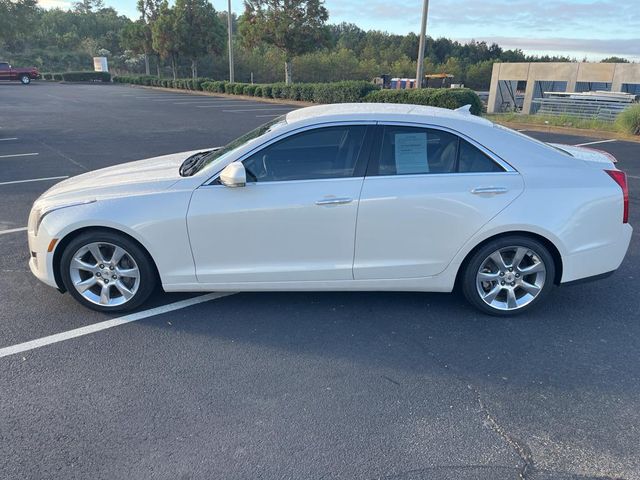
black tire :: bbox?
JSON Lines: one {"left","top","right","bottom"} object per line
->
{"left": 461, "top": 235, "right": 556, "bottom": 316}
{"left": 20, "top": 74, "right": 31, "bottom": 85}
{"left": 60, "top": 230, "right": 157, "bottom": 312}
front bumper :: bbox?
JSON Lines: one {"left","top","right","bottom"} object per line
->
{"left": 28, "top": 228, "right": 59, "bottom": 289}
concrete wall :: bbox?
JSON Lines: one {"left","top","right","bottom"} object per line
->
{"left": 487, "top": 62, "right": 640, "bottom": 114}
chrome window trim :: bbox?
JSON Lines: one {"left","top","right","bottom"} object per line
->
{"left": 202, "top": 176, "right": 366, "bottom": 189}
{"left": 363, "top": 171, "right": 521, "bottom": 180}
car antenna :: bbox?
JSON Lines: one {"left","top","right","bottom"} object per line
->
{"left": 454, "top": 104, "right": 472, "bottom": 114}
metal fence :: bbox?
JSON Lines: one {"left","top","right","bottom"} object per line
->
{"left": 532, "top": 92, "right": 637, "bottom": 122}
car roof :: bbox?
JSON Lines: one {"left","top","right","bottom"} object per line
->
{"left": 285, "top": 102, "right": 493, "bottom": 128}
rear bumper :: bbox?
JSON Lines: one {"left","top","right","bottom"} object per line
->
{"left": 561, "top": 224, "right": 633, "bottom": 283}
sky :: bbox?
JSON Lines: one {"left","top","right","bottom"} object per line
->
{"left": 38, "top": 0, "right": 640, "bottom": 61}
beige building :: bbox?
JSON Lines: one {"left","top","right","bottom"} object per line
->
{"left": 487, "top": 62, "right": 640, "bottom": 114}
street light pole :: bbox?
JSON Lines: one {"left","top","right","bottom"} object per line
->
{"left": 227, "top": 0, "right": 235, "bottom": 83}
{"left": 415, "top": 0, "right": 429, "bottom": 88}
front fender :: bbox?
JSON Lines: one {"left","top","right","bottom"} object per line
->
{"left": 41, "top": 191, "right": 197, "bottom": 286}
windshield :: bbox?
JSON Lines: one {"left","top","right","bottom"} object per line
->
{"left": 186, "top": 115, "right": 287, "bottom": 176}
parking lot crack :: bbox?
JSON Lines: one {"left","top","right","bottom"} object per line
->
{"left": 470, "top": 384, "right": 535, "bottom": 480}
{"left": 33, "top": 137, "right": 88, "bottom": 171}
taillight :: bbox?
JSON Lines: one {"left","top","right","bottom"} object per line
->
{"left": 605, "top": 169, "right": 629, "bottom": 224}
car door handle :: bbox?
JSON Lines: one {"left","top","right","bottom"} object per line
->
{"left": 471, "top": 186, "right": 508, "bottom": 195}
{"left": 315, "top": 197, "right": 353, "bottom": 206}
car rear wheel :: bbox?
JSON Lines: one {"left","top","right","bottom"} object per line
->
{"left": 461, "top": 236, "right": 555, "bottom": 316}
{"left": 60, "top": 231, "right": 156, "bottom": 312}
{"left": 20, "top": 74, "right": 31, "bottom": 85}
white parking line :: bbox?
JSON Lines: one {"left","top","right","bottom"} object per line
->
{"left": 195, "top": 103, "right": 272, "bottom": 108}
{"left": 0, "top": 153, "right": 39, "bottom": 159}
{"left": 151, "top": 97, "right": 200, "bottom": 101}
{"left": 573, "top": 139, "right": 617, "bottom": 147}
{"left": 223, "top": 108, "right": 295, "bottom": 113}
{"left": 0, "top": 292, "right": 236, "bottom": 359}
{"left": 0, "top": 137, "right": 18, "bottom": 141}
{"left": 628, "top": 175, "right": 640, "bottom": 180}
{"left": 172, "top": 99, "right": 247, "bottom": 104}
{"left": 0, "top": 226, "right": 27, "bottom": 236}
{"left": 134, "top": 96, "right": 190, "bottom": 99}
{"left": 0, "top": 175, "right": 68, "bottom": 186}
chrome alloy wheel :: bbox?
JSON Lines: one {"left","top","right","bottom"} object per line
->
{"left": 68, "top": 242, "right": 140, "bottom": 307}
{"left": 475, "top": 246, "right": 547, "bottom": 311}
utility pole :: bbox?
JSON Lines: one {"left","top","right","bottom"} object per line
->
{"left": 227, "top": 0, "right": 234, "bottom": 83}
{"left": 415, "top": 0, "right": 429, "bottom": 88}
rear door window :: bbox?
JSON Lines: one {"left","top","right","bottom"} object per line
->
{"left": 371, "top": 126, "right": 505, "bottom": 175}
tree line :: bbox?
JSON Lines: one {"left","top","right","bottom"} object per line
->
{"left": 0, "top": 0, "right": 631, "bottom": 89}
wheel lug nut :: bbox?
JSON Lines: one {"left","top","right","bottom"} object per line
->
{"left": 112, "top": 275, "right": 117, "bottom": 279}
{"left": 96, "top": 272, "right": 101, "bottom": 277}
{"left": 104, "top": 279, "right": 109, "bottom": 284}
{"left": 499, "top": 272, "right": 504, "bottom": 277}
{"left": 501, "top": 281, "right": 505, "bottom": 285}
{"left": 511, "top": 282, "right": 515, "bottom": 286}
{"left": 99, "top": 264, "right": 104, "bottom": 269}
{"left": 109, "top": 266, "right": 114, "bottom": 270}
{"left": 509, "top": 267, "right": 513, "bottom": 272}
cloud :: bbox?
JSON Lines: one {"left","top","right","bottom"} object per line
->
{"left": 460, "top": 36, "right": 640, "bottom": 61}
{"left": 328, "top": 0, "right": 639, "bottom": 37}
{"left": 326, "top": 0, "right": 639, "bottom": 59}
{"left": 38, "top": 0, "right": 72, "bottom": 9}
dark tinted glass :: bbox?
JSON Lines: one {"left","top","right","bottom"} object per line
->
{"left": 458, "top": 139, "right": 504, "bottom": 173}
{"left": 243, "top": 126, "right": 367, "bottom": 182}
{"left": 377, "top": 126, "right": 458, "bottom": 175}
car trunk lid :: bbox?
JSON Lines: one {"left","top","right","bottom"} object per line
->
{"left": 549, "top": 143, "right": 617, "bottom": 169}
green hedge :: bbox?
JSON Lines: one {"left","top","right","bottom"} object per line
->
{"left": 43, "top": 72, "right": 102, "bottom": 82}
{"left": 58, "top": 71, "right": 111, "bottom": 82}
{"left": 364, "top": 88, "right": 483, "bottom": 115}
{"left": 112, "top": 75, "right": 213, "bottom": 91}
{"left": 112, "top": 76, "right": 483, "bottom": 114}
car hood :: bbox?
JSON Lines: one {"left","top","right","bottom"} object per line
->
{"left": 39, "top": 149, "right": 209, "bottom": 205}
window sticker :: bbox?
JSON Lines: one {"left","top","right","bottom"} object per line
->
{"left": 394, "top": 132, "right": 428, "bottom": 174}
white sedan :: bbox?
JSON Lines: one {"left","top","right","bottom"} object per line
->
{"left": 28, "top": 103, "right": 632, "bottom": 315}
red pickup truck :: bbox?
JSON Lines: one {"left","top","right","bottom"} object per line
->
{"left": 0, "top": 61, "right": 40, "bottom": 84}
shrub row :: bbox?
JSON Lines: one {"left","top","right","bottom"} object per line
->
{"left": 363, "top": 88, "right": 483, "bottom": 115}
{"left": 42, "top": 71, "right": 111, "bottom": 82}
{"left": 201, "top": 80, "right": 379, "bottom": 104}
{"left": 113, "top": 75, "right": 213, "bottom": 91}
{"left": 111, "top": 75, "right": 484, "bottom": 114}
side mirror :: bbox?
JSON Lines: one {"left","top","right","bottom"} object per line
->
{"left": 219, "top": 162, "right": 246, "bottom": 188}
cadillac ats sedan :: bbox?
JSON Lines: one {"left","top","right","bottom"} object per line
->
{"left": 28, "top": 103, "right": 632, "bottom": 315}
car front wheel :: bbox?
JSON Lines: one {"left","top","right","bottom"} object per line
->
{"left": 20, "top": 74, "right": 31, "bottom": 85}
{"left": 461, "top": 236, "right": 555, "bottom": 316}
{"left": 60, "top": 231, "right": 156, "bottom": 312}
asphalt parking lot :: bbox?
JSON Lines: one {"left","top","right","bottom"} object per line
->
{"left": 1, "top": 82, "right": 639, "bottom": 480}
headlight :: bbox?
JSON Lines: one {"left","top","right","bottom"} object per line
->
{"left": 27, "top": 205, "right": 43, "bottom": 236}
{"left": 28, "top": 200, "right": 97, "bottom": 236}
